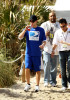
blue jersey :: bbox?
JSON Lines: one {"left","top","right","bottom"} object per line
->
{"left": 24, "top": 26, "right": 46, "bottom": 56}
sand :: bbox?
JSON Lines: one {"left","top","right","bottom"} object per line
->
{"left": 0, "top": 69, "right": 70, "bottom": 100}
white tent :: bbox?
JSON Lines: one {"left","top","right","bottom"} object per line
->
{"left": 53, "top": 0, "right": 70, "bottom": 23}
{"left": 54, "top": 0, "right": 70, "bottom": 11}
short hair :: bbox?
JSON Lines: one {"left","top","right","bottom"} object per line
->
{"left": 29, "top": 15, "right": 37, "bottom": 22}
{"left": 59, "top": 18, "right": 67, "bottom": 24}
{"left": 49, "top": 11, "right": 56, "bottom": 16}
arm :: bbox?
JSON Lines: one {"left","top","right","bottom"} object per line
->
{"left": 39, "top": 41, "right": 46, "bottom": 49}
{"left": 40, "top": 22, "right": 50, "bottom": 37}
{"left": 59, "top": 41, "right": 70, "bottom": 46}
{"left": 51, "top": 30, "right": 59, "bottom": 57}
{"left": 52, "top": 44, "right": 57, "bottom": 52}
{"left": 51, "top": 44, "right": 57, "bottom": 57}
{"left": 45, "top": 31, "right": 50, "bottom": 37}
{"left": 18, "top": 25, "right": 30, "bottom": 39}
{"left": 39, "top": 28, "right": 46, "bottom": 49}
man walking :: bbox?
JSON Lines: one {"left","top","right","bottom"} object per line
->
{"left": 41, "top": 11, "right": 60, "bottom": 87}
{"left": 18, "top": 15, "right": 46, "bottom": 92}
{"left": 52, "top": 18, "right": 70, "bottom": 91}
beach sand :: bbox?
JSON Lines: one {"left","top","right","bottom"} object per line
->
{"left": 0, "top": 69, "right": 70, "bottom": 100}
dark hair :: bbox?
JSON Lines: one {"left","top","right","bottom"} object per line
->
{"left": 29, "top": 15, "right": 37, "bottom": 22}
{"left": 59, "top": 18, "right": 67, "bottom": 24}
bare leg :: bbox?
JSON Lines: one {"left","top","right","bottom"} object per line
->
{"left": 36, "top": 71, "right": 40, "bottom": 86}
{"left": 25, "top": 68, "right": 30, "bottom": 84}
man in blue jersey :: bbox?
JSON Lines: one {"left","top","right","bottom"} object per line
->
{"left": 18, "top": 15, "right": 46, "bottom": 92}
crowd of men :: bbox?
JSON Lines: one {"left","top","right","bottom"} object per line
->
{"left": 18, "top": 11, "right": 70, "bottom": 92}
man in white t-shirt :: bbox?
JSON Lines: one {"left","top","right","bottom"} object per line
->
{"left": 41, "top": 11, "right": 60, "bottom": 87}
{"left": 52, "top": 18, "right": 70, "bottom": 91}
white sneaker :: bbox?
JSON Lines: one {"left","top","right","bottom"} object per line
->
{"left": 24, "top": 84, "right": 31, "bottom": 91}
{"left": 44, "top": 82, "right": 48, "bottom": 87}
{"left": 68, "top": 83, "right": 70, "bottom": 89}
{"left": 35, "top": 85, "right": 39, "bottom": 92}
{"left": 61, "top": 87, "right": 66, "bottom": 91}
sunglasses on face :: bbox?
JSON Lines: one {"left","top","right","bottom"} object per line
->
{"left": 30, "top": 20, "right": 35, "bottom": 23}
{"left": 60, "top": 25, "right": 66, "bottom": 28}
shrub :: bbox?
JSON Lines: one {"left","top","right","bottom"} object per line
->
{"left": 0, "top": 62, "right": 15, "bottom": 87}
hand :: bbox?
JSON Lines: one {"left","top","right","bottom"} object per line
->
{"left": 59, "top": 40, "right": 65, "bottom": 44}
{"left": 25, "top": 25, "right": 30, "bottom": 31}
{"left": 51, "top": 50, "right": 55, "bottom": 58}
{"left": 39, "top": 44, "right": 44, "bottom": 49}
{"left": 45, "top": 31, "right": 50, "bottom": 36}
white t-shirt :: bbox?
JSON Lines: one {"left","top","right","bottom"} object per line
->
{"left": 41, "top": 21, "right": 60, "bottom": 55}
{"left": 53, "top": 28, "right": 70, "bottom": 51}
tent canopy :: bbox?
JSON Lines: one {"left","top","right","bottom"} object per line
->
{"left": 51, "top": 0, "right": 70, "bottom": 23}
{"left": 54, "top": 0, "right": 70, "bottom": 11}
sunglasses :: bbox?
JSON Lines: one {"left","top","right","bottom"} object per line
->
{"left": 60, "top": 25, "right": 66, "bottom": 28}
{"left": 30, "top": 20, "right": 35, "bottom": 23}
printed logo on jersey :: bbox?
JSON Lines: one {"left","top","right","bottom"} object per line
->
{"left": 29, "top": 31, "right": 40, "bottom": 41}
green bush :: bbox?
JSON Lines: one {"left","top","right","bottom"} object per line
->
{"left": 0, "top": 62, "right": 15, "bottom": 87}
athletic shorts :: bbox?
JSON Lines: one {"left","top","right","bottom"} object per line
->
{"left": 25, "top": 55, "right": 41, "bottom": 72}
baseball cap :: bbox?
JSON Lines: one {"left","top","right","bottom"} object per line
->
{"left": 29, "top": 15, "right": 37, "bottom": 22}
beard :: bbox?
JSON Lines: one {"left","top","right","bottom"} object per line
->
{"left": 51, "top": 19, "right": 56, "bottom": 23}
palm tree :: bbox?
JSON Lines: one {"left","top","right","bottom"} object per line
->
{"left": 0, "top": 0, "right": 55, "bottom": 58}
{"left": 0, "top": 0, "right": 25, "bottom": 57}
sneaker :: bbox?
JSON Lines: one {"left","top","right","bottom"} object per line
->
{"left": 35, "top": 85, "right": 39, "bottom": 92}
{"left": 51, "top": 83, "right": 56, "bottom": 87}
{"left": 61, "top": 87, "right": 67, "bottom": 91}
{"left": 68, "top": 83, "right": 70, "bottom": 89}
{"left": 24, "top": 84, "right": 31, "bottom": 92}
{"left": 44, "top": 82, "right": 48, "bottom": 87}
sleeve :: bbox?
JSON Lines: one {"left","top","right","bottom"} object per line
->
{"left": 42, "top": 29, "right": 46, "bottom": 41}
{"left": 40, "top": 22, "right": 49, "bottom": 33}
{"left": 53, "top": 31, "right": 58, "bottom": 45}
